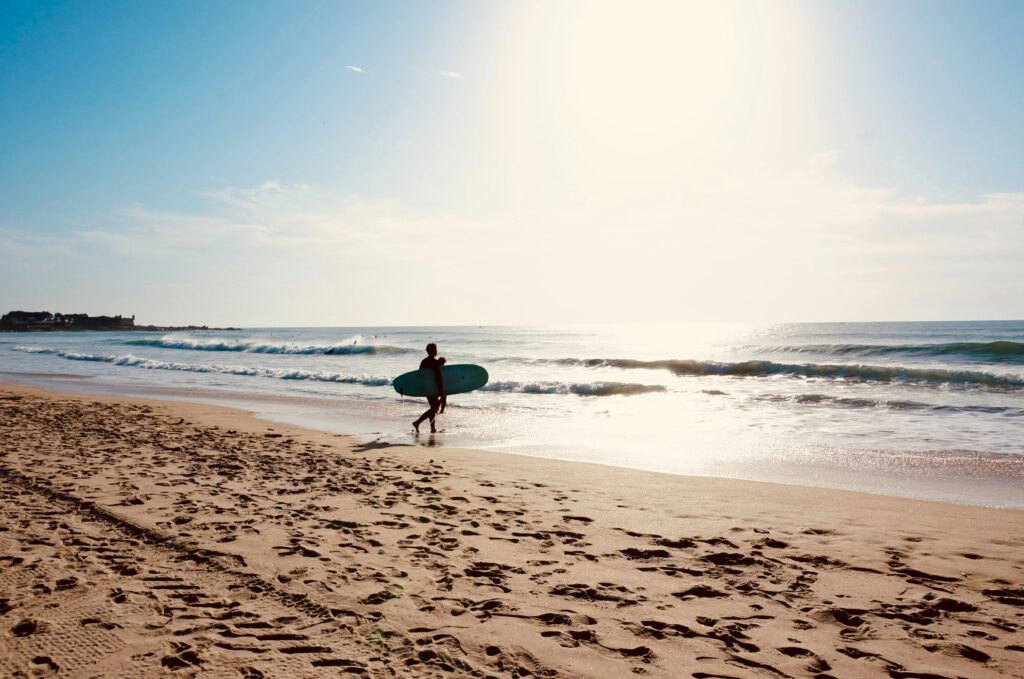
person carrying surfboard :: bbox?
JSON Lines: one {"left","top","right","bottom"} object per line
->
{"left": 412, "top": 343, "right": 445, "bottom": 434}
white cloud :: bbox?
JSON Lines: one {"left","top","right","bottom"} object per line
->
{"left": 439, "top": 71, "right": 463, "bottom": 79}
{"left": 5, "top": 164, "right": 1023, "bottom": 323}
{"left": 345, "top": 65, "right": 364, "bottom": 73}
{"left": 0, "top": 227, "right": 77, "bottom": 257}
{"left": 16, "top": 170, "right": 1024, "bottom": 279}
{"left": 68, "top": 182, "right": 458, "bottom": 259}
{"left": 201, "top": 180, "right": 312, "bottom": 211}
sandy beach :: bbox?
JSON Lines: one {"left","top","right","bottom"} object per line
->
{"left": 0, "top": 382, "right": 1021, "bottom": 678}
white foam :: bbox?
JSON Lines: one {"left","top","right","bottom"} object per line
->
{"left": 11, "top": 346, "right": 391, "bottom": 386}
{"left": 481, "top": 380, "right": 666, "bottom": 396}
{"left": 123, "top": 335, "right": 411, "bottom": 355}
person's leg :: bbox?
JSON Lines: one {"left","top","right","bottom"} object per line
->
{"left": 413, "top": 406, "right": 431, "bottom": 433}
{"left": 426, "top": 396, "right": 440, "bottom": 432}
{"left": 414, "top": 396, "right": 441, "bottom": 434}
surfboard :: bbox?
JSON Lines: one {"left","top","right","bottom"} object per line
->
{"left": 393, "top": 364, "right": 489, "bottom": 397}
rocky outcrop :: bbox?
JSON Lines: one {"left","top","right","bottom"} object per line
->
{"left": 0, "top": 311, "right": 236, "bottom": 332}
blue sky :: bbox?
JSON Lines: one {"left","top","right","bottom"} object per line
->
{"left": 1, "top": 1, "right": 489, "bottom": 217}
{"left": 1, "top": 0, "right": 1022, "bottom": 325}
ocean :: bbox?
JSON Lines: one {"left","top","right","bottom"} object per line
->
{"left": 2, "top": 321, "right": 1022, "bottom": 507}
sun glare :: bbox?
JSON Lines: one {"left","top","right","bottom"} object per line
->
{"left": 490, "top": 1, "right": 809, "bottom": 177}
{"left": 561, "top": 2, "right": 737, "bottom": 160}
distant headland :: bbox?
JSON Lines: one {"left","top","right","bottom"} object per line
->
{"left": 0, "top": 310, "right": 237, "bottom": 332}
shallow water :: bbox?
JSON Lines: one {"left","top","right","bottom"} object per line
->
{"left": 2, "top": 321, "right": 1022, "bottom": 507}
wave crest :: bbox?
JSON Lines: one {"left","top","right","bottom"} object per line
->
{"left": 482, "top": 381, "right": 665, "bottom": 396}
{"left": 12, "top": 347, "right": 665, "bottom": 396}
{"left": 123, "top": 336, "right": 412, "bottom": 355}
{"left": 765, "top": 341, "right": 1024, "bottom": 362}
{"left": 551, "top": 357, "right": 1024, "bottom": 389}
{"left": 12, "top": 347, "right": 391, "bottom": 386}
{"left": 757, "top": 392, "right": 1024, "bottom": 416}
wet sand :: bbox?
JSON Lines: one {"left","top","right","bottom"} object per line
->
{"left": 0, "top": 382, "right": 1021, "bottom": 678}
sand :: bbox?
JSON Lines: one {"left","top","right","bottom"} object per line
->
{"left": 0, "top": 382, "right": 1021, "bottom": 678}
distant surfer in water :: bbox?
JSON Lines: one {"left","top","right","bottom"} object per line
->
{"left": 413, "top": 343, "right": 444, "bottom": 434}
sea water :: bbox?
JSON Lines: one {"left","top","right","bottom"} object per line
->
{"left": 2, "top": 322, "right": 1022, "bottom": 507}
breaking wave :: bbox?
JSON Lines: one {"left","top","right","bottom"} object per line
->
{"left": 11, "top": 347, "right": 664, "bottom": 397}
{"left": 763, "top": 341, "right": 1024, "bottom": 362}
{"left": 547, "top": 357, "right": 1024, "bottom": 390}
{"left": 481, "top": 381, "right": 665, "bottom": 396}
{"left": 12, "top": 347, "right": 391, "bottom": 386}
{"left": 757, "top": 393, "right": 1024, "bottom": 416}
{"left": 122, "top": 336, "right": 412, "bottom": 355}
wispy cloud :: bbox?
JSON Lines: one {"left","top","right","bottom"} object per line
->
{"left": 439, "top": 71, "right": 462, "bottom": 79}
{"left": 201, "top": 180, "right": 312, "bottom": 211}
{"left": 68, "top": 182, "right": 456, "bottom": 259}
{"left": 7, "top": 166, "right": 1024, "bottom": 323}
{"left": 10, "top": 172, "right": 1024, "bottom": 272}
{"left": 0, "top": 227, "right": 72, "bottom": 256}
{"left": 345, "top": 65, "right": 364, "bottom": 73}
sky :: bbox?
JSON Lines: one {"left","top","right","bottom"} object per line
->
{"left": 1, "top": 0, "right": 1022, "bottom": 326}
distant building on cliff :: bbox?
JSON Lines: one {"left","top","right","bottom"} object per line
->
{"left": 0, "top": 311, "right": 135, "bottom": 331}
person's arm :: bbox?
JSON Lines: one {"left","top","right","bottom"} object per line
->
{"left": 433, "top": 364, "right": 444, "bottom": 395}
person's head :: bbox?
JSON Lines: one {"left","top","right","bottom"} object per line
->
{"left": 438, "top": 356, "right": 447, "bottom": 366}
{"left": 426, "top": 343, "right": 437, "bottom": 357}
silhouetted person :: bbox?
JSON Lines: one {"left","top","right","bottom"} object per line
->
{"left": 413, "top": 343, "right": 444, "bottom": 434}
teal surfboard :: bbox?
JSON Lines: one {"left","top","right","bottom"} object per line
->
{"left": 393, "top": 364, "right": 489, "bottom": 397}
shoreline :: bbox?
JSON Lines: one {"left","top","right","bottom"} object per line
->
{"left": 4, "top": 378, "right": 1019, "bottom": 512}
{"left": 2, "top": 371, "right": 1022, "bottom": 510}
{"left": 1, "top": 381, "right": 1022, "bottom": 677}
